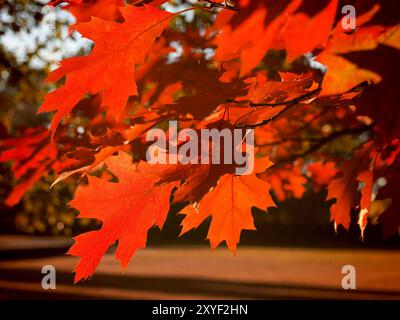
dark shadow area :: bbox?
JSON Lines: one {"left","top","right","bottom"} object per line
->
{"left": 0, "top": 288, "right": 98, "bottom": 300}
{"left": 0, "top": 247, "right": 69, "bottom": 261}
{"left": 1, "top": 267, "right": 400, "bottom": 300}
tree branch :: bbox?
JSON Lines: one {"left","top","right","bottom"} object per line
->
{"left": 200, "top": 0, "right": 239, "bottom": 11}
{"left": 232, "top": 87, "right": 322, "bottom": 108}
{"left": 233, "top": 88, "right": 321, "bottom": 129}
{"left": 276, "top": 124, "right": 375, "bottom": 165}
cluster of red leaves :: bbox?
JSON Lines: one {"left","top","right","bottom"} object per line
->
{"left": 1, "top": 0, "right": 399, "bottom": 282}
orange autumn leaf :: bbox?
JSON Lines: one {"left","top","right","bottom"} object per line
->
{"left": 327, "top": 143, "right": 373, "bottom": 231}
{"left": 266, "top": 165, "right": 307, "bottom": 202}
{"left": 50, "top": 0, "right": 170, "bottom": 23}
{"left": 68, "top": 151, "right": 176, "bottom": 282}
{"left": 214, "top": 0, "right": 302, "bottom": 76}
{"left": 39, "top": 5, "right": 173, "bottom": 135}
{"left": 357, "top": 169, "right": 374, "bottom": 239}
{"left": 307, "top": 161, "right": 338, "bottom": 187}
{"left": 214, "top": 0, "right": 338, "bottom": 74}
{"left": 50, "top": 0, "right": 125, "bottom": 23}
{"left": 317, "top": 3, "right": 400, "bottom": 96}
{"left": 280, "top": 0, "right": 338, "bottom": 62}
{"left": 179, "top": 158, "right": 275, "bottom": 253}
{"left": 317, "top": 26, "right": 385, "bottom": 96}
{"left": 0, "top": 128, "right": 58, "bottom": 206}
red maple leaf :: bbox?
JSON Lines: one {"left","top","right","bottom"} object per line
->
{"left": 327, "top": 142, "right": 373, "bottom": 231}
{"left": 68, "top": 151, "right": 176, "bottom": 282}
{"left": 39, "top": 5, "right": 173, "bottom": 136}
{"left": 179, "top": 158, "right": 275, "bottom": 252}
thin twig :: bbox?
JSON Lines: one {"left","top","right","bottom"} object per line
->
{"left": 276, "top": 124, "right": 375, "bottom": 165}
{"left": 233, "top": 88, "right": 321, "bottom": 129}
{"left": 200, "top": 0, "right": 239, "bottom": 11}
{"left": 233, "top": 87, "right": 322, "bottom": 108}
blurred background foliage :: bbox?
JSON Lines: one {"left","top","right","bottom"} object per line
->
{"left": 0, "top": 0, "right": 94, "bottom": 235}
